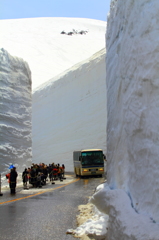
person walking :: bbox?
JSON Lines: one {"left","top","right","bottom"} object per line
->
{"left": 61, "top": 164, "right": 65, "bottom": 179}
{"left": 10, "top": 167, "right": 18, "bottom": 194}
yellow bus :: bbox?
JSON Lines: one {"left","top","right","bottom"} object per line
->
{"left": 73, "top": 149, "right": 105, "bottom": 177}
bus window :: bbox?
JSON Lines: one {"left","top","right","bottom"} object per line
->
{"left": 81, "top": 151, "right": 103, "bottom": 166}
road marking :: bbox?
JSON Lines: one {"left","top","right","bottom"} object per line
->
{"left": 0, "top": 178, "right": 80, "bottom": 205}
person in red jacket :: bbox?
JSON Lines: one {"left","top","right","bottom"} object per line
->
{"left": 53, "top": 166, "right": 58, "bottom": 180}
{"left": 6, "top": 172, "right": 10, "bottom": 183}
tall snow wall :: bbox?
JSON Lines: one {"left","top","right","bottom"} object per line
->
{"left": 32, "top": 48, "right": 106, "bottom": 171}
{"left": 94, "top": 0, "right": 159, "bottom": 239}
{"left": 0, "top": 48, "right": 32, "bottom": 179}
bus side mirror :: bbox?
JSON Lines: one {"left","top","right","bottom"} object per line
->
{"left": 103, "top": 154, "right": 106, "bottom": 161}
{"left": 79, "top": 156, "right": 82, "bottom": 161}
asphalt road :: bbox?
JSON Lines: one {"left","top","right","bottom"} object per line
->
{"left": 0, "top": 175, "right": 105, "bottom": 240}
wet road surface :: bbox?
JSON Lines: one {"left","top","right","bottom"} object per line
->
{"left": 0, "top": 175, "right": 105, "bottom": 240}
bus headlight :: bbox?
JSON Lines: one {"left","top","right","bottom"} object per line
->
{"left": 83, "top": 169, "right": 89, "bottom": 172}
{"left": 99, "top": 168, "right": 104, "bottom": 171}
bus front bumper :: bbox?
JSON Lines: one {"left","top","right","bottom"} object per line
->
{"left": 81, "top": 168, "right": 104, "bottom": 176}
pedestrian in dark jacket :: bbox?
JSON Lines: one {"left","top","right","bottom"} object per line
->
{"left": 30, "top": 166, "right": 36, "bottom": 187}
{"left": 10, "top": 167, "right": 18, "bottom": 194}
{"left": 22, "top": 168, "right": 28, "bottom": 189}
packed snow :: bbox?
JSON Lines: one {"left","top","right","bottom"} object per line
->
{"left": 32, "top": 48, "right": 107, "bottom": 171}
{"left": 0, "top": 17, "right": 106, "bottom": 90}
{"left": 0, "top": 48, "right": 32, "bottom": 184}
{"left": 90, "top": 183, "right": 159, "bottom": 240}
{"left": 86, "top": 0, "right": 159, "bottom": 239}
{"left": 67, "top": 200, "right": 109, "bottom": 239}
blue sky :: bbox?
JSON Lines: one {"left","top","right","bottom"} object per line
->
{"left": 0, "top": 0, "right": 111, "bottom": 21}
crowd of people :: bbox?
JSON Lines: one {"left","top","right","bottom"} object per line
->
{"left": 6, "top": 163, "right": 65, "bottom": 194}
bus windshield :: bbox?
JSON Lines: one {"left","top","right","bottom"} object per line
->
{"left": 81, "top": 151, "right": 104, "bottom": 166}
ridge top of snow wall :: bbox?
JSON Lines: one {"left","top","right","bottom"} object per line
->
{"left": 0, "top": 17, "right": 106, "bottom": 90}
{"left": 32, "top": 48, "right": 106, "bottom": 171}
{"left": 0, "top": 48, "right": 32, "bottom": 178}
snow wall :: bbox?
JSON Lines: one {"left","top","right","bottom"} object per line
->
{"left": 0, "top": 48, "right": 32, "bottom": 179}
{"left": 32, "top": 48, "right": 106, "bottom": 171}
{"left": 91, "top": 0, "right": 159, "bottom": 239}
